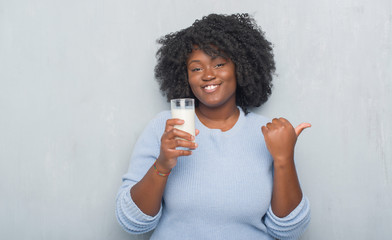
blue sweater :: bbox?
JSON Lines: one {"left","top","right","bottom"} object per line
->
{"left": 116, "top": 109, "right": 310, "bottom": 239}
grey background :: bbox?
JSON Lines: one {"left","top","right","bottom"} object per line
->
{"left": 1, "top": 0, "right": 391, "bottom": 239}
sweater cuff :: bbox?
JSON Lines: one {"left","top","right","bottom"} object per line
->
{"left": 267, "top": 195, "right": 309, "bottom": 222}
{"left": 265, "top": 195, "right": 310, "bottom": 240}
{"left": 127, "top": 187, "right": 161, "bottom": 219}
{"left": 116, "top": 186, "right": 162, "bottom": 234}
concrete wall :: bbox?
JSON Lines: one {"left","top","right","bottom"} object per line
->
{"left": 1, "top": 0, "right": 391, "bottom": 239}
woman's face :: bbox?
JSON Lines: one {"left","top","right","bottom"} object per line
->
{"left": 187, "top": 49, "right": 237, "bottom": 109}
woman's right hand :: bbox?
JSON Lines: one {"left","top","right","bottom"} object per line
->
{"left": 156, "top": 119, "right": 198, "bottom": 173}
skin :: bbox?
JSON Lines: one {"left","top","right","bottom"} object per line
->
{"left": 262, "top": 119, "right": 311, "bottom": 217}
{"left": 187, "top": 48, "right": 240, "bottom": 130}
{"left": 130, "top": 119, "right": 197, "bottom": 216}
{"left": 131, "top": 48, "right": 310, "bottom": 218}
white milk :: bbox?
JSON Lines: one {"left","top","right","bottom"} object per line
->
{"left": 171, "top": 108, "right": 195, "bottom": 137}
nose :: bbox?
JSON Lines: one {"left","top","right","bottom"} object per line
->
{"left": 202, "top": 67, "right": 215, "bottom": 81}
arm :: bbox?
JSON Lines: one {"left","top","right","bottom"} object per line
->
{"left": 115, "top": 117, "right": 197, "bottom": 234}
{"left": 261, "top": 118, "right": 311, "bottom": 239}
{"left": 261, "top": 118, "right": 310, "bottom": 217}
{"left": 131, "top": 119, "right": 198, "bottom": 216}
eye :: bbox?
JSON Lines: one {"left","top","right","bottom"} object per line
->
{"left": 191, "top": 67, "right": 202, "bottom": 72}
{"left": 215, "top": 63, "right": 225, "bottom": 68}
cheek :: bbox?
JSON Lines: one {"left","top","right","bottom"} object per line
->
{"left": 187, "top": 77, "right": 199, "bottom": 95}
{"left": 187, "top": 72, "right": 200, "bottom": 85}
{"left": 221, "top": 71, "right": 237, "bottom": 88}
{"left": 187, "top": 76, "right": 194, "bottom": 89}
{"left": 220, "top": 66, "right": 236, "bottom": 79}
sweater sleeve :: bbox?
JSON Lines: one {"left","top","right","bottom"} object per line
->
{"left": 264, "top": 195, "right": 311, "bottom": 240}
{"left": 116, "top": 183, "right": 162, "bottom": 234}
{"left": 115, "top": 112, "right": 167, "bottom": 234}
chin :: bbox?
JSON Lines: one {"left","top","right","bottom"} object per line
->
{"left": 193, "top": 90, "right": 236, "bottom": 109}
{"left": 199, "top": 98, "right": 229, "bottom": 108}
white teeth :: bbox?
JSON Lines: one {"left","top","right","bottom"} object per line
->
{"left": 204, "top": 85, "right": 218, "bottom": 90}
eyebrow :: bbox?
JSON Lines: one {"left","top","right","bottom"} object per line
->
{"left": 187, "top": 56, "right": 225, "bottom": 65}
{"left": 188, "top": 60, "right": 200, "bottom": 64}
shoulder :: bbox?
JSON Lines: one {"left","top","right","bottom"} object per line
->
{"left": 244, "top": 111, "right": 271, "bottom": 127}
{"left": 146, "top": 110, "right": 171, "bottom": 132}
{"left": 137, "top": 110, "right": 171, "bottom": 140}
{"left": 237, "top": 110, "right": 271, "bottom": 137}
{"left": 151, "top": 110, "right": 171, "bottom": 123}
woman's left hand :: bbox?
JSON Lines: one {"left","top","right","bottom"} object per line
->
{"left": 261, "top": 118, "right": 311, "bottom": 164}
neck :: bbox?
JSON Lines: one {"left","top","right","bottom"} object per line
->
{"left": 196, "top": 100, "right": 240, "bottom": 131}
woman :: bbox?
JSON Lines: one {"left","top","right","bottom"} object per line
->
{"left": 116, "top": 13, "right": 311, "bottom": 239}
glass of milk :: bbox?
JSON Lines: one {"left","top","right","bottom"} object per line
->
{"left": 170, "top": 98, "right": 195, "bottom": 140}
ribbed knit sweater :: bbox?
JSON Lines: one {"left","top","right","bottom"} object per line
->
{"left": 116, "top": 109, "right": 310, "bottom": 239}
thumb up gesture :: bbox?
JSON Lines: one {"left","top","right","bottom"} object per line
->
{"left": 261, "top": 118, "right": 311, "bottom": 163}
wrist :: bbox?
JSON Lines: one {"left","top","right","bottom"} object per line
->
{"left": 155, "top": 160, "right": 172, "bottom": 174}
{"left": 272, "top": 156, "right": 295, "bottom": 169}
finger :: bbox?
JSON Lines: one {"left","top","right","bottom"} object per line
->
{"left": 295, "top": 123, "right": 312, "bottom": 136}
{"left": 170, "top": 138, "right": 198, "bottom": 149}
{"left": 168, "top": 149, "right": 193, "bottom": 157}
{"left": 165, "top": 119, "right": 185, "bottom": 132}
{"left": 266, "top": 122, "right": 275, "bottom": 130}
{"left": 195, "top": 129, "right": 200, "bottom": 136}
{"left": 261, "top": 125, "right": 268, "bottom": 135}
{"left": 272, "top": 118, "right": 280, "bottom": 124}
{"left": 278, "top": 117, "right": 290, "bottom": 124}
{"left": 279, "top": 118, "right": 297, "bottom": 130}
{"left": 166, "top": 128, "right": 194, "bottom": 141}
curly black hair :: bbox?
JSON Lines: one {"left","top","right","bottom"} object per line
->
{"left": 155, "top": 13, "right": 275, "bottom": 114}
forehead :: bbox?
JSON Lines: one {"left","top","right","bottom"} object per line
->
{"left": 187, "top": 48, "right": 227, "bottom": 64}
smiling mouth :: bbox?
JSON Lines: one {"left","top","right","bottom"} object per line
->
{"left": 204, "top": 85, "right": 218, "bottom": 90}
{"left": 202, "top": 84, "right": 221, "bottom": 93}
